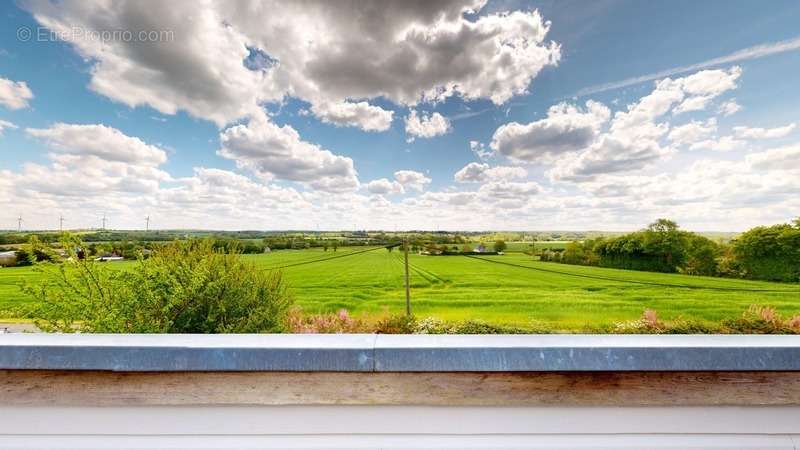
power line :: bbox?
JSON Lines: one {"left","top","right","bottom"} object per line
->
{"left": 463, "top": 255, "right": 800, "bottom": 293}
{"left": 264, "top": 245, "right": 397, "bottom": 270}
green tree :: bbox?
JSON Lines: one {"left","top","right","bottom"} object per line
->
{"left": 25, "top": 238, "right": 294, "bottom": 333}
{"left": 643, "top": 218, "right": 688, "bottom": 270}
{"left": 493, "top": 240, "right": 507, "bottom": 253}
{"left": 733, "top": 221, "right": 800, "bottom": 282}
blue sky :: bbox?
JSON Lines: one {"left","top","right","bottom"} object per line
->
{"left": 0, "top": 0, "right": 798, "bottom": 231}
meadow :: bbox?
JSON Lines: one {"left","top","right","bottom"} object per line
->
{"left": 2, "top": 247, "right": 798, "bottom": 331}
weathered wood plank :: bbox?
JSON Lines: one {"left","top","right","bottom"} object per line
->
{"left": 3, "top": 370, "right": 800, "bottom": 406}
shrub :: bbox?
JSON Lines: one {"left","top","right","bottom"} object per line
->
{"left": 449, "top": 319, "right": 529, "bottom": 334}
{"left": 374, "top": 314, "right": 417, "bottom": 334}
{"left": 25, "top": 238, "right": 294, "bottom": 333}
{"left": 287, "top": 308, "right": 365, "bottom": 333}
{"left": 721, "top": 305, "right": 800, "bottom": 334}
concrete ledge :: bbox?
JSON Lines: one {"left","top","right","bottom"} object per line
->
{"left": 1, "top": 334, "right": 800, "bottom": 372}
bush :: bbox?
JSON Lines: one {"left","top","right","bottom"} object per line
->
{"left": 374, "top": 314, "right": 417, "bottom": 334}
{"left": 721, "top": 305, "right": 800, "bottom": 334}
{"left": 287, "top": 308, "right": 365, "bottom": 333}
{"left": 25, "top": 238, "right": 293, "bottom": 333}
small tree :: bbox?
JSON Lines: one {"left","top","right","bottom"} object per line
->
{"left": 493, "top": 240, "right": 507, "bottom": 253}
{"left": 25, "top": 237, "right": 294, "bottom": 333}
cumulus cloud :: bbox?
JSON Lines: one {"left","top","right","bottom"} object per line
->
{"left": 16, "top": 123, "right": 170, "bottom": 198}
{"left": 547, "top": 67, "right": 741, "bottom": 182}
{"left": 0, "top": 77, "right": 34, "bottom": 110}
{"left": 365, "top": 178, "right": 404, "bottom": 195}
{"left": 454, "top": 162, "right": 527, "bottom": 183}
{"left": 733, "top": 123, "right": 796, "bottom": 140}
{"left": 393, "top": 170, "right": 431, "bottom": 192}
{"left": 689, "top": 136, "right": 745, "bottom": 152}
{"left": 491, "top": 101, "right": 610, "bottom": 163}
{"left": 310, "top": 101, "right": 394, "bottom": 132}
{"left": 668, "top": 119, "right": 717, "bottom": 146}
{"left": 405, "top": 110, "right": 451, "bottom": 142}
{"left": 718, "top": 99, "right": 742, "bottom": 116}
{"left": 673, "top": 66, "right": 741, "bottom": 114}
{"left": 218, "top": 111, "right": 359, "bottom": 193}
{"left": 27, "top": 123, "right": 167, "bottom": 165}
{"left": 0, "top": 119, "right": 17, "bottom": 135}
{"left": 746, "top": 144, "right": 800, "bottom": 171}
{"left": 24, "top": 1, "right": 560, "bottom": 129}
{"left": 469, "top": 140, "right": 493, "bottom": 161}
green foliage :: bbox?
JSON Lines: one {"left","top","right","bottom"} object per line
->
{"left": 721, "top": 305, "right": 800, "bottom": 334}
{"left": 374, "top": 314, "right": 417, "bottom": 334}
{"left": 732, "top": 221, "right": 800, "bottom": 282}
{"left": 25, "top": 238, "right": 293, "bottom": 333}
{"left": 493, "top": 240, "right": 507, "bottom": 253}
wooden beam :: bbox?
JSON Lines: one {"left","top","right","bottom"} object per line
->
{"left": 3, "top": 370, "right": 800, "bottom": 406}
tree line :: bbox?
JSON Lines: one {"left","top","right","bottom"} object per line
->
{"left": 539, "top": 218, "right": 800, "bottom": 282}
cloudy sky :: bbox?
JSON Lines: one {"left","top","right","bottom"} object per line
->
{"left": 0, "top": 0, "right": 798, "bottom": 231}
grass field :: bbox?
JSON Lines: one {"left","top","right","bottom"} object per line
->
{"left": 2, "top": 247, "right": 798, "bottom": 331}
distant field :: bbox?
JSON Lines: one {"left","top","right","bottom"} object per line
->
{"left": 2, "top": 247, "right": 797, "bottom": 330}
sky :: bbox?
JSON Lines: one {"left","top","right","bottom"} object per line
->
{"left": 0, "top": 0, "right": 798, "bottom": 232}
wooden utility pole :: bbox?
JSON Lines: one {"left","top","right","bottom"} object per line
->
{"left": 404, "top": 237, "right": 411, "bottom": 316}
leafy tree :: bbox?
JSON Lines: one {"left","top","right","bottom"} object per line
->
{"left": 733, "top": 221, "right": 800, "bottom": 282}
{"left": 493, "top": 240, "right": 507, "bottom": 253}
{"left": 25, "top": 238, "right": 294, "bottom": 333}
{"left": 682, "top": 235, "right": 721, "bottom": 276}
{"left": 461, "top": 244, "right": 473, "bottom": 253}
{"left": 643, "top": 218, "right": 688, "bottom": 269}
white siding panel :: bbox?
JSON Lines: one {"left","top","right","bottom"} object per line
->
{"left": 1, "top": 406, "right": 799, "bottom": 449}
{"left": 0, "top": 435, "right": 796, "bottom": 450}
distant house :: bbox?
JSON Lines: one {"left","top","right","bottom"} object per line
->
{"left": 95, "top": 253, "right": 124, "bottom": 262}
{"left": 263, "top": 246, "right": 271, "bottom": 253}
{"left": 0, "top": 251, "right": 17, "bottom": 267}
{"left": 474, "top": 244, "right": 487, "bottom": 253}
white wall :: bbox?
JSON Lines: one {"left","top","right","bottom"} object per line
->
{"left": 1, "top": 405, "right": 798, "bottom": 449}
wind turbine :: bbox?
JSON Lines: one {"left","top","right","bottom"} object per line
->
{"left": 59, "top": 215, "right": 64, "bottom": 232}
{"left": 101, "top": 213, "right": 107, "bottom": 230}
{"left": 17, "top": 215, "right": 22, "bottom": 232}
{"left": 145, "top": 216, "right": 150, "bottom": 232}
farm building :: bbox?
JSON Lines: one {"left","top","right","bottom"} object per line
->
{"left": 0, "top": 251, "right": 17, "bottom": 267}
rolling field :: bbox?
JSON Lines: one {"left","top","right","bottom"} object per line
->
{"left": 3, "top": 247, "right": 798, "bottom": 330}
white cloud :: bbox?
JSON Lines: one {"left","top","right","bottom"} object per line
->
{"left": 673, "top": 66, "right": 741, "bottom": 114}
{"left": 733, "top": 123, "right": 796, "bottom": 140}
{"left": 668, "top": 119, "right": 717, "bottom": 146}
{"left": 218, "top": 111, "right": 359, "bottom": 193}
{"left": 405, "top": 110, "right": 451, "bottom": 142}
{"left": 718, "top": 99, "right": 742, "bottom": 116}
{"left": 13, "top": 124, "right": 170, "bottom": 199}
{"left": 310, "top": 101, "right": 394, "bottom": 132}
{"left": 491, "top": 100, "right": 610, "bottom": 163}
{"left": 454, "top": 162, "right": 527, "bottom": 183}
{"left": 0, "top": 77, "right": 34, "bottom": 110}
{"left": 547, "top": 68, "right": 741, "bottom": 182}
{"left": 393, "top": 170, "right": 431, "bottom": 192}
{"left": 746, "top": 144, "right": 800, "bottom": 171}
{"left": 365, "top": 178, "right": 404, "bottom": 195}
{"left": 25, "top": 1, "right": 560, "bottom": 129}
{"left": 689, "top": 136, "right": 745, "bottom": 152}
{"left": 469, "top": 140, "right": 493, "bottom": 161}
{"left": 0, "top": 119, "right": 17, "bottom": 135}
{"left": 27, "top": 123, "right": 167, "bottom": 165}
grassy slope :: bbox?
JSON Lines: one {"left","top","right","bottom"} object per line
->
{"left": 1, "top": 248, "right": 798, "bottom": 330}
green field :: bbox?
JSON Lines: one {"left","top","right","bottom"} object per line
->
{"left": 2, "top": 247, "right": 798, "bottom": 330}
